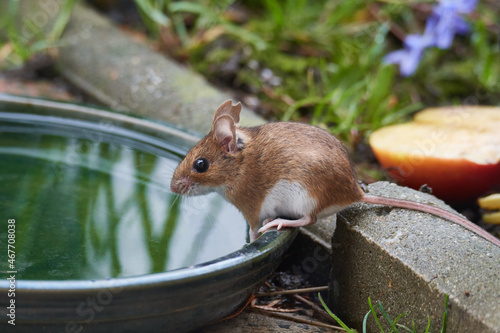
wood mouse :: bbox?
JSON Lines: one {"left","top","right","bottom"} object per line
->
{"left": 170, "top": 100, "right": 500, "bottom": 246}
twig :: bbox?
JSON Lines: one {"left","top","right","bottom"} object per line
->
{"left": 250, "top": 297, "right": 299, "bottom": 313}
{"left": 255, "top": 286, "right": 329, "bottom": 297}
{"left": 261, "top": 85, "right": 295, "bottom": 106}
{"left": 368, "top": 3, "right": 406, "bottom": 42}
{"left": 214, "top": 295, "right": 255, "bottom": 322}
{"left": 253, "top": 308, "right": 348, "bottom": 331}
{"left": 256, "top": 285, "right": 340, "bottom": 325}
{"left": 293, "top": 294, "right": 338, "bottom": 325}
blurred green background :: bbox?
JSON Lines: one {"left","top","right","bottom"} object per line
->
{"left": 1, "top": 0, "right": 498, "bottom": 145}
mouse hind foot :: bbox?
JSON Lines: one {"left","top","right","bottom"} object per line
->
{"left": 258, "top": 215, "right": 315, "bottom": 234}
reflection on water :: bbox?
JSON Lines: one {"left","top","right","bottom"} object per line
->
{"left": 0, "top": 121, "right": 247, "bottom": 280}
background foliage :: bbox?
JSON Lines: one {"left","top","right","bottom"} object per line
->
{"left": 1, "top": 0, "right": 499, "bottom": 145}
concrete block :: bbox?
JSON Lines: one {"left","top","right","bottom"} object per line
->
{"left": 330, "top": 181, "right": 500, "bottom": 332}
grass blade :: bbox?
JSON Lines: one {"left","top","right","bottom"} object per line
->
{"left": 377, "top": 302, "right": 400, "bottom": 333}
{"left": 318, "top": 293, "right": 355, "bottom": 332}
{"left": 368, "top": 297, "right": 385, "bottom": 333}
{"left": 396, "top": 323, "right": 414, "bottom": 333}
{"left": 390, "top": 311, "right": 407, "bottom": 333}
{"left": 135, "top": 0, "right": 171, "bottom": 26}
{"left": 441, "top": 294, "right": 449, "bottom": 333}
{"left": 363, "top": 308, "right": 372, "bottom": 333}
{"left": 424, "top": 316, "right": 431, "bottom": 333}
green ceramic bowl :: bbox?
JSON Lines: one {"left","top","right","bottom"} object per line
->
{"left": 0, "top": 94, "right": 297, "bottom": 333}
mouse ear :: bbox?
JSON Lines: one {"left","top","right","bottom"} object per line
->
{"left": 212, "top": 100, "right": 241, "bottom": 127}
{"left": 213, "top": 115, "right": 238, "bottom": 153}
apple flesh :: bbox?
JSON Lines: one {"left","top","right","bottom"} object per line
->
{"left": 369, "top": 107, "right": 500, "bottom": 203}
{"left": 414, "top": 106, "right": 500, "bottom": 131}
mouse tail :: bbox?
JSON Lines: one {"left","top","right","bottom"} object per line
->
{"left": 361, "top": 194, "right": 500, "bottom": 247}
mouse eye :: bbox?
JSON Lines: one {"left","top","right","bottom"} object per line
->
{"left": 193, "top": 158, "right": 209, "bottom": 173}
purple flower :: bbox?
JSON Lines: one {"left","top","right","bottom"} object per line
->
{"left": 384, "top": 20, "right": 436, "bottom": 76}
{"left": 384, "top": 0, "right": 477, "bottom": 76}
{"left": 448, "top": 0, "right": 478, "bottom": 13}
{"left": 432, "top": 0, "right": 476, "bottom": 48}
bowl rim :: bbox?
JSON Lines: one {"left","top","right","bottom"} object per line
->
{"left": 0, "top": 93, "right": 296, "bottom": 293}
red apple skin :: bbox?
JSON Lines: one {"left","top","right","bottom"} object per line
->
{"left": 371, "top": 149, "right": 500, "bottom": 203}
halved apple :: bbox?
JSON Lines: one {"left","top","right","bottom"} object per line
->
{"left": 369, "top": 107, "right": 500, "bottom": 203}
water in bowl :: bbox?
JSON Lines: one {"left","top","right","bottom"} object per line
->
{"left": 0, "top": 115, "right": 247, "bottom": 280}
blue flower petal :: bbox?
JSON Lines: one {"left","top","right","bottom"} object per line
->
{"left": 455, "top": 0, "right": 478, "bottom": 14}
{"left": 405, "top": 33, "right": 435, "bottom": 52}
{"left": 383, "top": 49, "right": 408, "bottom": 65}
{"left": 384, "top": 48, "right": 422, "bottom": 77}
{"left": 433, "top": 11, "right": 454, "bottom": 47}
{"left": 454, "top": 17, "right": 470, "bottom": 35}
{"left": 385, "top": 0, "right": 477, "bottom": 77}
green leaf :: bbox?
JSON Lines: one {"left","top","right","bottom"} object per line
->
{"left": 326, "top": 0, "right": 364, "bottom": 26}
{"left": 263, "top": 0, "right": 284, "bottom": 30}
{"left": 169, "top": 1, "right": 206, "bottom": 15}
{"left": 221, "top": 22, "right": 267, "bottom": 51}
{"left": 49, "top": 0, "right": 78, "bottom": 41}
{"left": 135, "top": 0, "right": 171, "bottom": 27}
{"left": 367, "top": 64, "right": 395, "bottom": 123}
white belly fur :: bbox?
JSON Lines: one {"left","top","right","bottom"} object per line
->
{"left": 258, "top": 180, "right": 348, "bottom": 223}
{"left": 259, "top": 180, "right": 316, "bottom": 223}
{"left": 317, "top": 204, "right": 347, "bottom": 218}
